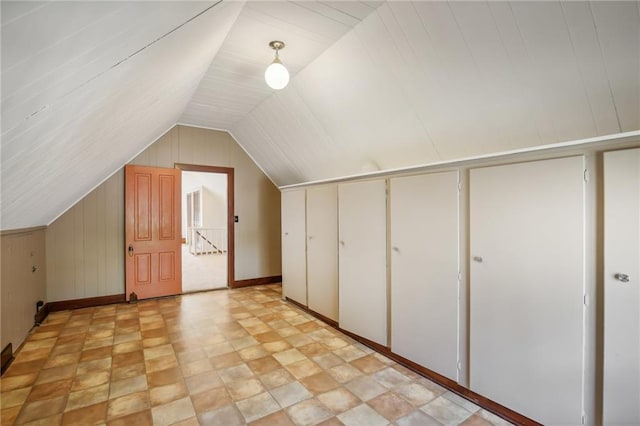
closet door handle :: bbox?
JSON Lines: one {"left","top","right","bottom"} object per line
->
{"left": 614, "top": 273, "right": 630, "bottom": 283}
{"left": 128, "top": 244, "right": 134, "bottom": 257}
{"left": 473, "top": 256, "right": 483, "bottom": 263}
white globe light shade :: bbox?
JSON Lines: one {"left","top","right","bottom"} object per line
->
{"left": 265, "top": 61, "right": 289, "bottom": 90}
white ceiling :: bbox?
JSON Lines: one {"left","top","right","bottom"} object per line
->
{"left": 180, "top": 1, "right": 382, "bottom": 128}
{"left": 1, "top": 1, "right": 639, "bottom": 230}
{"left": 230, "top": 1, "right": 640, "bottom": 185}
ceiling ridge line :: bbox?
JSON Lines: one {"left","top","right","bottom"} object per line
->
{"left": 5, "top": 1, "right": 225, "bottom": 137}
{"left": 232, "top": 2, "right": 380, "bottom": 130}
{"left": 290, "top": 1, "right": 357, "bottom": 28}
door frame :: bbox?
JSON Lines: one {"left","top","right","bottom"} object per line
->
{"left": 175, "top": 163, "right": 235, "bottom": 287}
{"left": 125, "top": 165, "right": 182, "bottom": 301}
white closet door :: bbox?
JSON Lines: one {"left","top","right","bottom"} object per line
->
{"left": 603, "top": 149, "right": 640, "bottom": 425}
{"left": 470, "top": 156, "right": 585, "bottom": 425}
{"left": 338, "top": 180, "right": 387, "bottom": 346}
{"left": 307, "top": 185, "right": 338, "bottom": 322}
{"left": 281, "top": 190, "right": 307, "bottom": 305}
{"left": 390, "top": 171, "right": 459, "bottom": 381}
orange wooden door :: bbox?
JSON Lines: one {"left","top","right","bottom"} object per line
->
{"left": 125, "top": 165, "right": 182, "bottom": 300}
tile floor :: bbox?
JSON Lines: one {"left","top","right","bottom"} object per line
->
{"left": 1, "top": 284, "right": 513, "bottom": 426}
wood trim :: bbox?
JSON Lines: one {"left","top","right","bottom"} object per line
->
{"left": 285, "top": 297, "right": 339, "bottom": 328}
{"left": 0, "top": 226, "right": 47, "bottom": 236}
{"left": 34, "top": 303, "right": 50, "bottom": 325}
{"left": 232, "top": 275, "right": 282, "bottom": 289}
{"left": 48, "top": 294, "right": 126, "bottom": 312}
{"left": 1, "top": 343, "right": 13, "bottom": 376}
{"left": 174, "top": 163, "right": 235, "bottom": 287}
{"left": 284, "top": 300, "right": 541, "bottom": 426}
{"left": 388, "top": 354, "right": 539, "bottom": 424}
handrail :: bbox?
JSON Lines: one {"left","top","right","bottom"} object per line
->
{"left": 187, "top": 227, "right": 227, "bottom": 255}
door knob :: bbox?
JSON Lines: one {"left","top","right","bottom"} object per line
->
{"left": 128, "top": 244, "right": 134, "bottom": 257}
{"left": 473, "top": 256, "right": 483, "bottom": 263}
{"left": 614, "top": 273, "right": 630, "bottom": 283}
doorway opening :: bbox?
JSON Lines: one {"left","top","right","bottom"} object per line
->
{"left": 176, "top": 164, "right": 234, "bottom": 292}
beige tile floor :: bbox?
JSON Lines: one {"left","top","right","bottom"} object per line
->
{"left": 182, "top": 244, "right": 227, "bottom": 292}
{"left": 0, "top": 285, "right": 513, "bottom": 426}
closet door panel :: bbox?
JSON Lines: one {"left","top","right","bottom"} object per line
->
{"left": 307, "top": 185, "right": 338, "bottom": 322}
{"left": 470, "top": 156, "right": 585, "bottom": 425}
{"left": 390, "top": 171, "right": 459, "bottom": 381}
{"left": 338, "top": 180, "right": 387, "bottom": 346}
{"left": 603, "top": 149, "right": 640, "bottom": 425}
{"left": 281, "top": 190, "right": 307, "bottom": 305}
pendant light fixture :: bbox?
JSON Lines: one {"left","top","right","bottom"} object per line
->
{"left": 265, "top": 41, "right": 289, "bottom": 90}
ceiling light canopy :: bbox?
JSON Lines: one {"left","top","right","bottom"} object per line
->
{"left": 265, "top": 40, "right": 289, "bottom": 90}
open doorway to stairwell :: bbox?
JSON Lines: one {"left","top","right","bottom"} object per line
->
{"left": 178, "top": 164, "right": 234, "bottom": 292}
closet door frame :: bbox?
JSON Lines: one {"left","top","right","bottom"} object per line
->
{"left": 338, "top": 179, "right": 388, "bottom": 346}
{"left": 306, "top": 184, "right": 339, "bottom": 322}
{"left": 603, "top": 148, "right": 640, "bottom": 425}
{"left": 469, "top": 156, "right": 586, "bottom": 425}
{"left": 281, "top": 189, "right": 307, "bottom": 306}
{"left": 390, "top": 171, "right": 460, "bottom": 381}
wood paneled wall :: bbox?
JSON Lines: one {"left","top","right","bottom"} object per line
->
{"left": 46, "top": 125, "right": 281, "bottom": 302}
{"left": 1, "top": 228, "right": 46, "bottom": 350}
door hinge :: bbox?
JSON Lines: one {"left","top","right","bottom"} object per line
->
{"left": 584, "top": 169, "right": 589, "bottom": 182}
{"left": 584, "top": 293, "right": 589, "bottom": 306}
{"left": 457, "top": 181, "right": 462, "bottom": 191}
{"left": 581, "top": 413, "right": 586, "bottom": 425}
{"left": 457, "top": 361, "right": 462, "bottom": 371}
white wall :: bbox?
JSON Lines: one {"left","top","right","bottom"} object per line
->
{"left": 182, "top": 171, "right": 227, "bottom": 237}
{"left": 1, "top": 228, "right": 46, "bottom": 351}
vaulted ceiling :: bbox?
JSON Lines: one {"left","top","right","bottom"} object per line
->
{"left": 2, "top": 1, "right": 639, "bottom": 230}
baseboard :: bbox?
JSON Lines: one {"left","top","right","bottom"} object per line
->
{"left": 34, "top": 303, "right": 50, "bottom": 325}
{"left": 231, "top": 275, "right": 282, "bottom": 289}
{"left": 1, "top": 343, "right": 14, "bottom": 376}
{"left": 285, "top": 297, "right": 339, "bottom": 328}
{"left": 284, "top": 300, "right": 540, "bottom": 426}
{"left": 48, "top": 294, "right": 126, "bottom": 312}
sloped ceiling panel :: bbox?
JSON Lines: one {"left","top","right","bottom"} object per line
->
{"left": 180, "top": 1, "right": 382, "bottom": 130}
{"left": 1, "top": 1, "right": 244, "bottom": 230}
{"left": 232, "top": 1, "right": 639, "bottom": 187}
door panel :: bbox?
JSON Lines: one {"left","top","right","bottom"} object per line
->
{"left": 159, "top": 175, "right": 176, "bottom": 239}
{"left": 282, "top": 190, "right": 307, "bottom": 305}
{"left": 125, "top": 165, "right": 182, "bottom": 300}
{"left": 603, "top": 149, "right": 640, "bottom": 425}
{"left": 469, "top": 156, "right": 585, "bottom": 425}
{"left": 135, "top": 254, "right": 151, "bottom": 284}
{"left": 390, "top": 171, "right": 459, "bottom": 381}
{"left": 307, "top": 185, "right": 338, "bottom": 322}
{"left": 134, "top": 173, "right": 152, "bottom": 240}
{"left": 338, "top": 180, "right": 387, "bottom": 346}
